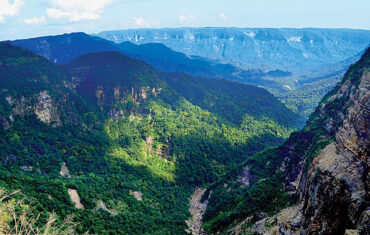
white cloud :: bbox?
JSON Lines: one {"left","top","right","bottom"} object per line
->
{"left": 24, "top": 16, "right": 47, "bottom": 24}
{"left": 46, "top": 0, "right": 114, "bottom": 22}
{"left": 179, "top": 15, "right": 186, "bottom": 23}
{"left": 220, "top": 12, "right": 228, "bottom": 21}
{"left": 132, "top": 16, "right": 160, "bottom": 27}
{"left": 133, "top": 16, "right": 145, "bottom": 26}
{"left": 179, "top": 14, "right": 195, "bottom": 23}
{"left": 0, "top": 0, "right": 25, "bottom": 22}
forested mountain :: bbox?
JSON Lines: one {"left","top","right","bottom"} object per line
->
{"left": 9, "top": 33, "right": 119, "bottom": 64}
{"left": 99, "top": 28, "right": 370, "bottom": 117}
{"left": 0, "top": 43, "right": 301, "bottom": 234}
{"left": 8, "top": 33, "right": 289, "bottom": 87}
{"left": 202, "top": 47, "right": 369, "bottom": 234}
{"left": 9, "top": 30, "right": 370, "bottom": 118}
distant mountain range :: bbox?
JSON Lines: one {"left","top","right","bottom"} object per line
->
{"left": 98, "top": 28, "right": 370, "bottom": 74}
{"left": 8, "top": 28, "right": 370, "bottom": 118}
{"left": 7, "top": 33, "right": 298, "bottom": 111}
{"left": 10, "top": 33, "right": 118, "bottom": 64}
{"left": 9, "top": 32, "right": 287, "bottom": 85}
{"left": 1, "top": 28, "right": 369, "bottom": 234}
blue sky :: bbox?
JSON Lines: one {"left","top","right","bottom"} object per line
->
{"left": 0, "top": 0, "right": 369, "bottom": 40}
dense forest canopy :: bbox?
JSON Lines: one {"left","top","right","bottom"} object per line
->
{"left": 0, "top": 43, "right": 302, "bottom": 234}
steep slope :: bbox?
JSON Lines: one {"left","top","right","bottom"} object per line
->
{"left": 10, "top": 31, "right": 366, "bottom": 118}
{"left": 99, "top": 28, "right": 370, "bottom": 118}
{"left": 0, "top": 43, "right": 300, "bottom": 234}
{"left": 0, "top": 43, "right": 87, "bottom": 127}
{"left": 163, "top": 72, "right": 300, "bottom": 128}
{"left": 98, "top": 28, "right": 370, "bottom": 74}
{"left": 65, "top": 51, "right": 301, "bottom": 127}
{"left": 202, "top": 47, "right": 369, "bottom": 234}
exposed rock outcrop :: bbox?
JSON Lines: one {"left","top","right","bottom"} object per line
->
{"left": 108, "top": 108, "right": 124, "bottom": 119}
{"left": 151, "top": 87, "right": 162, "bottom": 96}
{"left": 129, "top": 190, "right": 143, "bottom": 201}
{"left": 5, "top": 91, "right": 61, "bottom": 127}
{"left": 34, "top": 91, "right": 61, "bottom": 126}
{"left": 186, "top": 188, "right": 210, "bottom": 235}
{"left": 91, "top": 85, "right": 162, "bottom": 115}
{"left": 236, "top": 166, "right": 251, "bottom": 187}
{"left": 60, "top": 162, "right": 71, "bottom": 178}
{"left": 296, "top": 55, "right": 369, "bottom": 234}
{"left": 93, "top": 200, "right": 118, "bottom": 216}
{"left": 0, "top": 116, "right": 10, "bottom": 130}
{"left": 281, "top": 48, "right": 370, "bottom": 234}
{"left": 8, "top": 95, "right": 29, "bottom": 116}
{"left": 228, "top": 205, "right": 301, "bottom": 235}
{"left": 145, "top": 136, "right": 154, "bottom": 154}
{"left": 68, "top": 188, "right": 84, "bottom": 209}
{"left": 208, "top": 48, "right": 369, "bottom": 235}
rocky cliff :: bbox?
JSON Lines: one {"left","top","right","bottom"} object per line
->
{"left": 98, "top": 28, "right": 370, "bottom": 74}
{"left": 203, "top": 47, "right": 369, "bottom": 234}
{"left": 292, "top": 48, "right": 369, "bottom": 234}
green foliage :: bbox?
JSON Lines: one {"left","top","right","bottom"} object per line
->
{"left": 165, "top": 72, "right": 303, "bottom": 128}
{"left": 202, "top": 47, "right": 370, "bottom": 234}
{"left": 273, "top": 74, "right": 341, "bottom": 118}
{"left": 0, "top": 43, "right": 301, "bottom": 234}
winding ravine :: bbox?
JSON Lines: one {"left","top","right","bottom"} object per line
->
{"left": 186, "top": 188, "right": 209, "bottom": 235}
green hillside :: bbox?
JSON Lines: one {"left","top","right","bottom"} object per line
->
{"left": 0, "top": 43, "right": 302, "bottom": 234}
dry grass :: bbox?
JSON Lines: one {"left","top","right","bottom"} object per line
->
{"left": 0, "top": 187, "right": 77, "bottom": 235}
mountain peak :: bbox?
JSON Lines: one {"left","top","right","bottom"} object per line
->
{"left": 8, "top": 33, "right": 118, "bottom": 64}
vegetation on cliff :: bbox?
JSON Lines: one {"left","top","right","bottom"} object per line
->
{"left": 202, "top": 47, "right": 370, "bottom": 234}
{"left": 0, "top": 43, "right": 301, "bottom": 234}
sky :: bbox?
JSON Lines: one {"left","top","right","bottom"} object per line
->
{"left": 0, "top": 0, "right": 369, "bottom": 40}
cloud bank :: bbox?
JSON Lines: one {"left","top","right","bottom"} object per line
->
{"left": 0, "top": 0, "right": 24, "bottom": 22}
{"left": 179, "top": 14, "right": 196, "bottom": 23}
{"left": 24, "top": 16, "right": 47, "bottom": 24}
{"left": 46, "top": 0, "right": 114, "bottom": 22}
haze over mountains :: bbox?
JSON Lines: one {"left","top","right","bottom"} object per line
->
{"left": 98, "top": 28, "right": 370, "bottom": 74}
{"left": 10, "top": 32, "right": 280, "bottom": 84}
{"left": 9, "top": 28, "right": 370, "bottom": 118}
{"left": 0, "top": 25, "right": 369, "bottom": 235}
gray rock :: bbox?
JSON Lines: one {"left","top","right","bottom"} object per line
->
{"left": 0, "top": 116, "right": 10, "bottom": 130}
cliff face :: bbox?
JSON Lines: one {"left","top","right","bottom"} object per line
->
{"left": 98, "top": 28, "right": 370, "bottom": 74}
{"left": 294, "top": 54, "right": 369, "bottom": 234}
{"left": 263, "top": 48, "right": 369, "bottom": 234}
{"left": 203, "top": 48, "right": 369, "bottom": 234}
{"left": 5, "top": 91, "right": 62, "bottom": 127}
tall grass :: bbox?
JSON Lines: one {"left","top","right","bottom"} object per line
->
{"left": 0, "top": 188, "right": 77, "bottom": 235}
